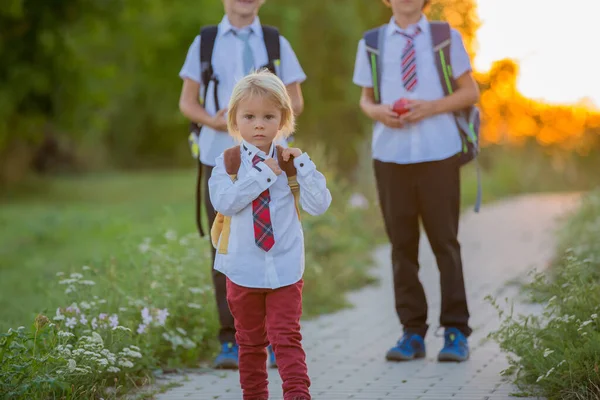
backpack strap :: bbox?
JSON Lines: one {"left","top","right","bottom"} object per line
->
{"left": 222, "top": 146, "right": 242, "bottom": 177}
{"left": 200, "top": 25, "right": 220, "bottom": 110}
{"left": 276, "top": 145, "right": 301, "bottom": 219}
{"left": 261, "top": 25, "right": 281, "bottom": 76}
{"left": 363, "top": 25, "right": 387, "bottom": 104}
{"left": 429, "top": 21, "right": 456, "bottom": 97}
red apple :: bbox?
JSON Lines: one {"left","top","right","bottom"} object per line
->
{"left": 392, "top": 98, "right": 410, "bottom": 116}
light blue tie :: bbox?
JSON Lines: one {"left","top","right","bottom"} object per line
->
{"left": 236, "top": 31, "right": 255, "bottom": 75}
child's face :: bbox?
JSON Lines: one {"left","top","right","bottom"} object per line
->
{"left": 235, "top": 95, "right": 282, "bottom": 152}
{"left": 223, "top": 0, "right": 264, "bottom": 19}
{"left": 389, "top": 0, "right": 426, "bottom": 16}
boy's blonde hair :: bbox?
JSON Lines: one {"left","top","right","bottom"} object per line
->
{"left": 227, "top": 69, "right": 295, "bottom": 139}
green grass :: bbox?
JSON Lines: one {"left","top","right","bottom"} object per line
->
{"left": 489, "top": 190, "right": 600, "bottom": 400}
{"left": 0, "top": 170, "right": 200, "bottom": 331}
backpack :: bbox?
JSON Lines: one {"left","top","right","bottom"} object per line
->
{"left": 210, "top": 145, "right": 301, "bottom": 255}
{"left": 363, "top": 21, "right": 482, "bottom": 212}
{"left": 189, "top": 25, "right": 282, "bottom": 237}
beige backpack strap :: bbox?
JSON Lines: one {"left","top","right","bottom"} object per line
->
{"left": 276, "top": 145, "right": 301, "bottom": 219}
{"left": 210, "top": 146, "right": 243, "bottom": 254}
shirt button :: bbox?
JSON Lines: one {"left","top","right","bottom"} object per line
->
{"left": 248, "top": 151, "right": 252, "bottom": 155}
{"left": 300, "top": 163, "right": 304, "bottom": 167}
{"left": 267, "top": 178, "right": 271, "bottom": 182}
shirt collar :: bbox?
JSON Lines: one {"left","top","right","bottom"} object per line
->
{"left": 387, "top": 14, "right": 429, "bottom": 37}
{"left": 218, "top": 15, "right": 263, "bottom": 38}
{"left": 241, "top": 140, "right": 275, "bottom": 162}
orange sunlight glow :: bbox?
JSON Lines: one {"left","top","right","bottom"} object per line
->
{"left": 475, "top": 0, "right": 600, "bottom": 109}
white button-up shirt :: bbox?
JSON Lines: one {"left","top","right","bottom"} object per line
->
{"left": 180, "top": 16, "right": 307, "bottom": 167}
{"left": 208, "top": 141, "right": 332, "bottom": 289}
{"left": 353, "top": 15, "right": 472, "bottom": 164}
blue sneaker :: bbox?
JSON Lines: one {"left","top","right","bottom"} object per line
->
{"left": 267, "top": 344, "right": 277, "bottom": 369}
{"left": 213, "top": 342, "right": 239, "bottom": 369}
{"left": 386, "top": 333, "right": 426, "bottom": 361}
{"left": 438, "top": 328, "right": 469, "bottom": 362}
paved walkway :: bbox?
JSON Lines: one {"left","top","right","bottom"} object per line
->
{"left": 156, "top": 193, "right": 579, "bottom": 400}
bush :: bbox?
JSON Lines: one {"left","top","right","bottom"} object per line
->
{"left": 489, "top": 190, "right": 600, "bottom": 400}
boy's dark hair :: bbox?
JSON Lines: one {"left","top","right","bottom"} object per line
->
{"left": 382, "top": 0, "right": 430, "bottom": 8}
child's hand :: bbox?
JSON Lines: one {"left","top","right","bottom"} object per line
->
{"left": 264, "top": 158, "right": 282, "bottom": 176}
{"left": 282, "top": 148, "right": 302, "bottom": 162}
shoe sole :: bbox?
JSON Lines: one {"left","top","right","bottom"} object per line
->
{"left": 386, "top": 351, "right": 426, "bottom": 361}
{"left": 437, "top": 353, "right": 469, "bottom": 362}
{"left": 213, "top": 360, "right": 239, "bottom": 370}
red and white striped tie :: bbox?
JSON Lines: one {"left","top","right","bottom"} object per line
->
{"left": 400, "top": 27, "right": 421, "bottom": 92}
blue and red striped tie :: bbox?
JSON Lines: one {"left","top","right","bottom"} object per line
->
{"left": 400, "top": 27, "right": 421, "bottom": 92}
{"left": 252, "top": 155, "right": 275, "bottom": 252}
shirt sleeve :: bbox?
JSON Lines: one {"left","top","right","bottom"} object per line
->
{"left": 279, "top": 36, "right": 307, "bottom": 85}
{"left": 293, "top": 153, "right": 332, "bottom": 216}
{"left": 352, "top": 38, "right": 373, "bottom": 88}
{"left": 450, "top": 29, "right": 472, "bottom": 79}
{"left": 209, "top": 154, "right": 277, "bottom": 216}
{"left": 179, "top": 35, "right": 201, "bottom": 83}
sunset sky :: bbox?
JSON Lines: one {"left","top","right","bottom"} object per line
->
{"left": 474, "top": 0, "right": 599, "bottom": 108}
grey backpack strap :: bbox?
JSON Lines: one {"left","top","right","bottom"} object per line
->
{"left": 363, "top": 24, "right": 387, "bottom": 104}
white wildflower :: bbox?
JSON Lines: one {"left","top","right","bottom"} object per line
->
{"left": 592, "top": 314, "right": 598, "bottom": 319}
{"left": 82, "top": 266, "right": 91, "bottom": 271}
{"left": 65, "top": 318, "right": 77, "bottom": 329}
{"left": 348, "top": 192, "right": 369, "bottom": 209}
{"left": 79, "top": 315, "right": 88, "bottom": 325}
{"left": 545, "top": 367, "right": 556, "bottom": 378}
{"left": 141, "top": 307, "right": 153, "bottom": 325}
{"left": 187, "top": 303, "right": 202, "bottom": 309}
{"left": 58, "top": 331, "right": 75, "bottom": 338}
{"left": 109, "top": 315, "right": 119, "bottom": 329}
{"left": 119, "top": 307, "right": 127, "bottom": 312}
{"left": 80, "top": 301, "right": 91, "bottom": 310}
{"left": 536, "top": 375, "right": 544, "bottom": 383}
{"left": 156, "top": 309, "right": 169, "bottom": 326}
{"left": 107, "top": 366, "right": 120, "bottom": 373}
{"left": 129, "top": 345, "right": 140, "bottom": 351}
{"left": 176, "top": 327, "right": 187, "bottom": 336}
{"left": 189, "top": 287, "right": 203, "bottom": 294}
{"left": 137, "top": 324, "right": 147, "bottom": 334}
{"left": 578, "top": 320, "right": 593, "bottom": 330}
{"left": 91, "top": 318, "right": 98, "bottom": 330}
{"left": 80, "top": 280, "right": 96, "bottom": 286}
{"left": 118, "top": 359, "right": 134, "bottom": 368}
{"left": 138, "top": 242, "right": 150, "bottom": 253}
{"left": 98, "top": 313, "right": 108, "bottom": 320}
{"left": 162, "top": 333, "right": 170, "bottom": 341}
{"left": 67, "top": 359, "right": 77, "bottom": 372}
{"left": 543, "top": 349, "right": 554, "bottom": 358}
{"left": 59, "top": 279, "right": 77, "bottom": 285}
{"left": 114, "top": 326, "right": 131, "bottom": 332}
{"left": 74, "top": 367, "right": 90, "bottom": 374}
{"left": 98, "top": 299, "right": 107, "bottom": 304}
{"left": 65, "top": 285, "right": 76, "bottom": 294}
{"left": 97, "top": 358, "right": 109, "bottom": 367}
{"left": 557, "top": 360, "right": 567, "bottom": 367}
{"left": 56, "top": 272, "right": 65, "bottom": 277}
{"left": 54, "top": 308, "right": 65, "bottom": 321}
{"left": 91, "top": 332, "right": 103, "bottom": 345}
{"left": 70, "top": 273, "right": 83, "bottom": 280}
{"left": 165, "top": 230, "right": 177, "bottom": 241}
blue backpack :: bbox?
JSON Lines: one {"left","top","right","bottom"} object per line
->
{"left": 363, "top": 21, "right": 482, "bottom": 212}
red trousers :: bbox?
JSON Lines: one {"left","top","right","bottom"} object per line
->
{"left": 226, "top": 278, "right": 311, "bottom": 400}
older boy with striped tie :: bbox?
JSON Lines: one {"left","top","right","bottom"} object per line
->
{"left": 353, "top": 0, "right": 480, "bottom": 362}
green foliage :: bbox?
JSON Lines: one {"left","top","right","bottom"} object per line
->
{"left": 0, "top": 0, "right": 480, "bottom": 182}
{"left": 488, "top": 190, "right": 600, "bottom": 400}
